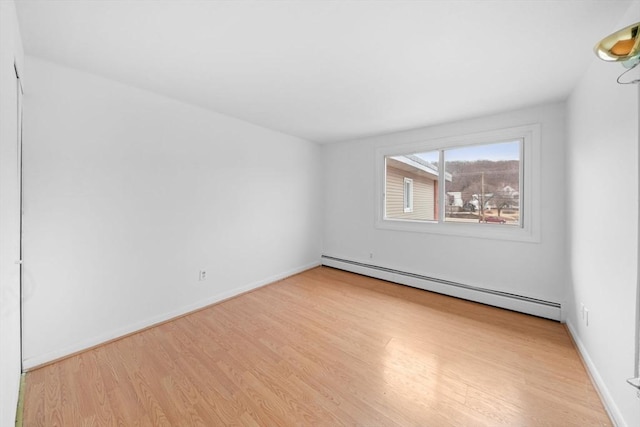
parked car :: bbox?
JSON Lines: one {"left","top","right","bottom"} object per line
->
{"left": 484, "top": 216, "right": 506, "bottom": 224}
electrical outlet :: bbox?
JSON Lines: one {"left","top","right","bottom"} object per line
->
{"left": 369, "top": 253, "right": 373, "bottom": 259}
{"left": 199, "top": 270, "right": 207, "bottom": 281}
{"left": 580, "top": 303, "right": 585, "bottom": 320}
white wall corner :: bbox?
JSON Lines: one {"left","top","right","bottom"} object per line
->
{"left": 565, "top": 321, "right": 626, "bottom": 427}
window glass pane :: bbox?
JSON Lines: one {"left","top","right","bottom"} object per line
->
{"left": 385, "top": 151, "right": 439, "bottom": 221}
{"left": 403, "top": 178, "right": 413, "bottom": 212}
{"left": 444, "top": 141, "right": 521, "bottom": 226}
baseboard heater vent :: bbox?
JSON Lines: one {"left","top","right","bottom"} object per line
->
{"left": 321, "top": 255, "right": 561, "bottom": 321}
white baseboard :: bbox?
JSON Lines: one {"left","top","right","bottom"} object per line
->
{"left": 321, "top": 255, "right": 562, "bottom": 321}
{"left": 22, "top": 261, "right": 320, "bottom": 370}
{"left": 565, "top": 321, "right": 625, "bottom": 427}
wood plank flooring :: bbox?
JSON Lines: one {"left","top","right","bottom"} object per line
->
{"left": 22, "top": 266, "right": 611, "bottom": 426}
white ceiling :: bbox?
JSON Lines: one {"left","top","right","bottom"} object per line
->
{"left": 15, "top": 0, "right": 634, "bottom": 143}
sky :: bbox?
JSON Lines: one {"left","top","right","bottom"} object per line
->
{"left": 415, "top": 140, "right": 521, "bottom": 163}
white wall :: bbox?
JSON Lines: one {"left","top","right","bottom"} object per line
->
{"left": 0, "top": 0, "right": 24, "bottom": 425}
{"left": 323, "top": 103, "right": 566, "bottom": 305}
{"left": 565, "top": 3, "right": 640, "bottom": 425}
{"left": 21, "top": 57, "right": 322, "bottom": 368}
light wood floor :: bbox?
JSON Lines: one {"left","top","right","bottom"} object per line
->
{"left": 22, "top": 267, "right": 611, "bottom": 426}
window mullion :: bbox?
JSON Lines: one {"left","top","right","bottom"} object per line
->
{"left": 439, "top": 149, "right": 445, "bottom": 223}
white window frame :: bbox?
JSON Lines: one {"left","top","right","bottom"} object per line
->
{"left": 376, "top": 124, "right": 540, "bottom": 243}
{"left": 403, "top": 177, "right": 414, "bottom": 213}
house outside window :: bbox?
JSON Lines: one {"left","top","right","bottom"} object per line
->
{"left": 386, "top": 153, "right": 444, "bottom": 220}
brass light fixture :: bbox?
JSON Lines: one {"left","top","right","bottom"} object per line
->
{"left": 594, "top": 21, "right": 640, "bottom": 84}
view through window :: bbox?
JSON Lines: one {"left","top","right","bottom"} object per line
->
{"left": 385, "top": 140, "right": 522, "bottom": 226}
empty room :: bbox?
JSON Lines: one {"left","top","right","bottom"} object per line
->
{"left": 1, "top": 0, "right": 640, "bottom": 425}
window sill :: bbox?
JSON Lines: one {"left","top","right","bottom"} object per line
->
{"left": 376, "top": 218, "right": 540, "bottom": 243}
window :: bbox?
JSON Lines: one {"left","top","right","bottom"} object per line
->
{"left": 444, "top": 141, "right": 521, "bottom": 226}
{"left": 403, "top": 178, "right": 413, "bottom": 212}
{"left": 377, "top": 125, "right": 540, "bottom": 242}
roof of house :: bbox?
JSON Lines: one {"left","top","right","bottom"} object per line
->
{"left": 389, "top": 155, "right": 452, "bottom": 181}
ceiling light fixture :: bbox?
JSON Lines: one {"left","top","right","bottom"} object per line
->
{"left": 594, "top": 21, "right": 640, "bottom": 84}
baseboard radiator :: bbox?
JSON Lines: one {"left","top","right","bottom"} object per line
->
{"left": 321, "top": 255, "right": 562, "bottom": 321}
